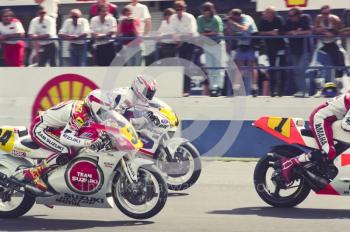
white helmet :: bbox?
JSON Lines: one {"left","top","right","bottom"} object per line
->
{"left": 85, "top": 89, "right": 112, "bottom": 122}
{"left": 131, "top": 75, "right": 157, "bottom": 103}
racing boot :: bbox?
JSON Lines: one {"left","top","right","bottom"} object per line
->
{"left": 22, "top": 161, "right": 49, "bottom": 191}
{"left": 280, "top": 152, "right": 312, "bottom": 183}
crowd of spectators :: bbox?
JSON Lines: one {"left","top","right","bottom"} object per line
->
{"left": 0, "top": 0, "right": 349, "bottom": 97}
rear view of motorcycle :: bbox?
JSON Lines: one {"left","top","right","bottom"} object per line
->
{"left": 0, "top": 111, "right": 167, "bottom": 219}
{"left": 132, "top": 98, "right": 202, "bottom": 191}
{"left": 253, "top": 116, "right": 350, "bottom": 207}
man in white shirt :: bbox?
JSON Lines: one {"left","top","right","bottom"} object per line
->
{"left": 169, "top": 0, "right": 198, "bottom": 96}
{"left": 59, "top": 9, "right": 90, "bottom": 66}
{"left": 90, "top": 4, "right": 117, "bottom": 66}
{"left": 34, "top": 0, "right": 60, "bottom": 20}
{"left": 157, "top": 8, "right": 176, "bottom": 59}
{"left": 127, "top": 0, "right": 151, "bottom": 35}
{"left": 28, "top": 6, "right": 57, "bottom": 66}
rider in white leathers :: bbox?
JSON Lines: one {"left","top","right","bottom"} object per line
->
{"left": 86, "top": 75, "right": 158, "bottom": 129}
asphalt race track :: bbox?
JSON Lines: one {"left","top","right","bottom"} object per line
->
{"left": 1, "top": 161, "right": 350, "bottom": 232}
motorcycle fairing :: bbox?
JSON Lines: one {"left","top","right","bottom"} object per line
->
{"left": 254, "top": 116, "right": 306, "bottom": 146}
{"left": 316, "top": 151, "right": 350, "bottom": 196}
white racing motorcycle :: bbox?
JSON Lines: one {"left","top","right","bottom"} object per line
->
{"left": 130, "top": 98, "right": 202, "bottom": 191}
{"left": 0, "top": 111, "right": 167, "bottom": 219}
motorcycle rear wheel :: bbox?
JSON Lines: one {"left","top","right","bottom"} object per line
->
{"left": 254, "top": 148, "right": 311, "bottom": 208}
{"left": 0, "top": 165, "right": 35, "bottom": 218}
{"left": 155, "top": 143, "right": 201, "bottom": 191}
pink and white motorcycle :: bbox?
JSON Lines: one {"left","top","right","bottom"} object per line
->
{"left": 254, "top": 116, "right": 350, "bottom": 207}
{"left": 0, "top": 111, "right": 167, "bottom": 219}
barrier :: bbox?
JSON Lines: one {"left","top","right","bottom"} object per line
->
{"left": 0, "top": 66, "right": 183, "bottom": 124}
{"left": 0, "top": 79, "right": 327, "bottom": 157}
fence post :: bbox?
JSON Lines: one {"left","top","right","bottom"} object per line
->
{"left": 58, "top": 39, "right": 63, "bottom": 67}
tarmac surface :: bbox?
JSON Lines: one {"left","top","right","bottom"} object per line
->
{"left": 1, "top": 160, "right": 350, "bottom": 232}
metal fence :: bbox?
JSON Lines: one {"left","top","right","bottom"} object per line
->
{"left": 3, "top": 34, "right": 350, "bottom": 95}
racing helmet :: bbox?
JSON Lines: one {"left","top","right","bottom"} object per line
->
{"left": 85, "top": 90, "right": 112, "bottom": 122}
{"left": 322, "top": 82, "right": 338, "bottom": 98}
{"left": 131, "top": 75, "right": 157, "bottom": 103}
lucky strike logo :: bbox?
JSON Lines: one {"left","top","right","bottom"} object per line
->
{"left": 68, "top": 160, "right": 101, "bottom": 193}
{"left": 285, "top": 0, "right": 308, "bottom": 7}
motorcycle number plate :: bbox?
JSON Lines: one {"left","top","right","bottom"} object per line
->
{"left": 66, "top": 158, "right": 104, "bottom": 195}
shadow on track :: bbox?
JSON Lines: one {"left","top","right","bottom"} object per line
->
{"left": 208, "top": 207, "right": 350, "bottom": 219}
{"left": 168, "top": 192, "right": 189, "bottom": 197}
{"left": 0, "top": 216, "right": 154, "bottom": 231}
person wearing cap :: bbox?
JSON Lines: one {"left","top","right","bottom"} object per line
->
{"left": 0, "top": 8, "right": 25, "bottom": 67}
{"left": 28, "top": 6, "right": 57, "bottom": 67}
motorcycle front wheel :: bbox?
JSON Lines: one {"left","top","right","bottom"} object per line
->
{"left": 254, "top": 149, "right": 311, "bottom": 208}
{"left": 112, "top": 165, "right": 167, "bottom": 220}
{"left": 155, "top": 143, "right": 202, "bottom": 191}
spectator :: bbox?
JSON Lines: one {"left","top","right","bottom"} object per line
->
{"left": 157, "top": 8, "right": 176, "bottom": 59}
{"left": 127, "top": 0, "right": 151, "bottom": 36}
{"left": 197, "top": 2, "right": 224, "bottom": 97}
{"left": 285, "top": 8, "right": 312, "bottom": 97}
{"left": 169, "top": 0, "right": 198, "bottom": 96}
{"left": 314, "top": 5, "right": 345, "bottom": 79}
{"left": 59, "top": 9, "right": 90, "bottom": 66}
{"left": 224, "top": 9, "right": 258, "bottom": 96}
{"left": 0, "top": 9, "right": 25, "bottom": 67}
{"left": 90, "top": 4, "right": 117, "bottom": 66}
{"left": 89, "top": 0, "right": 118, "bottom": 19}
{"left": 34, "top": 0, "right": 60, "bottom": 21}
{"left": 28, "top": 6, "right": 57, "bottom": 67}
{"left": 258, "top": 6, "right": 287, "bottom": 97}
{"left": 117, "top": 6, "right": 142, "bottom": 66}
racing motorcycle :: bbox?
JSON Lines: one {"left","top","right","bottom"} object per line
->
{"left": 0, "top": 111, "right": 167, "bottom": 219}
{"left": 253, "top": 116, "right": 350, "bottom": 207}
{"left": 129, "top": 98, "right": 201, "bottom": 191}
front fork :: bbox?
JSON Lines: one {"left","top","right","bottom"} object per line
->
{"left": 120, "top": 153, "right": 138, "bottom": 183}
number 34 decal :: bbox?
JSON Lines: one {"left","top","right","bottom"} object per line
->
{"left": 0, "top": 128, "right": 15, "bottom": 152}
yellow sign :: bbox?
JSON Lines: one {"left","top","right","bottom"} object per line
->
{"left": 267, "top": 117, "right": 291, "bottom": 138}
{"left": 285, "top": 0, "right": 308, "bottom": 7}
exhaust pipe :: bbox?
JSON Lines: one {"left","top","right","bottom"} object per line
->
{"left": 295, "top": 168, "right": 328, "bottom": 192}
{"left": 0, "top": 172, "right": 55, "bottom": 197}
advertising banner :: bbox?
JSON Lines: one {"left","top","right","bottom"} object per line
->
{"left": 0, "top": 66, "right": 183, "bottom": 125}
{"left": 257, "top": 0, "right": 350, "bottom": 12}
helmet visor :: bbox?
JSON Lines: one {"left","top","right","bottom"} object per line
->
{"left": 145, "top": 88, "right": 156, "bottom": 100}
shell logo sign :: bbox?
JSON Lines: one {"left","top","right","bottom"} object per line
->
{"left": 285, "top": 0, "right": 308, "bottom": 7}
{"left": 32, "top": 74, "right": 99, "bottom": 120}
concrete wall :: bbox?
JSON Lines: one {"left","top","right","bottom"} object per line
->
{"left": 0, "top": 67, "right": 329, "bottom": 157}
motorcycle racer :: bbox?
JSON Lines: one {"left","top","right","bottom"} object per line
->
{"left": 16, "top": 99, "right": 105, "bottom": 191}
{"left": 86, "top": 75, "right": 158, "bottom": 129}
{"left": 281, "top": 93, "right": 350, "bottom": 182}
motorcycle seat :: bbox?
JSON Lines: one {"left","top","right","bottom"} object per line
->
{"left": 21, "top": 139, "right": 40, "bottom": 149}
{"left": 301, "top": 129, "right": 314, "bottom": 138}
